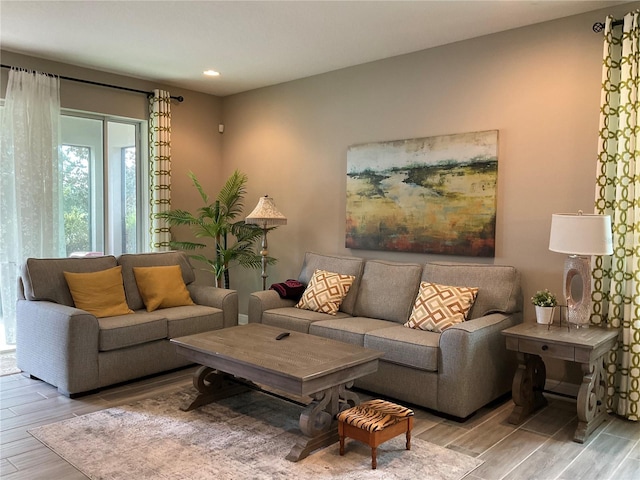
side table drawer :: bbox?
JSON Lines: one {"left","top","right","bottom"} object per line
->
{"left": 518, "top": 339, "right": 575, "bottom": 361}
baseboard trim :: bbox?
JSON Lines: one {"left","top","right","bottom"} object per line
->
{"left": 238, "top": 314, "right": 248, "bottom": 325}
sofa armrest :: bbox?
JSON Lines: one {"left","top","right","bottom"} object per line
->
{"left": 16, "top": 299, "right": 99, "bottom": 396}
{"left": 188, "top": 285, "right": 238, "bottom": 328}
{"left": 248, "top": 290, "right": 296, "bottom": 323}
{"left": 437, "top": 312, "right": 522, "bottom": 418}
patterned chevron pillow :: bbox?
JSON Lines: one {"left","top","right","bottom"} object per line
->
{"left": 295, "top": 269, "right": 355, "bottom": 315}
{"left": 405, "top": 282, "right": 478, "bottom": 332}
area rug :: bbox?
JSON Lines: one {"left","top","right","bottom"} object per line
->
{"left": 30, "top": 389, "right": 482, "bottom": 480}
{"left": 0, "top": 351, "right": 20, "bottom": 376}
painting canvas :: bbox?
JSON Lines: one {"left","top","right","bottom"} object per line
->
{"left": 346, "top": 130, "right": 498, "bottom": 257}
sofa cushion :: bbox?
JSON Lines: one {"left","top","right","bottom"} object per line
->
{"left": 297, "top": 252, "right": 364, "bottom": 315}
{"left": 63, "top": 266, "right": 134, "bottom": 318}
{"left": 22, "top": 256, "right": 118, "bottom": 306}
{"left": 422, "top": 262, "right": 522, "bottom": 319}
{"left": 262, "top": 307, "right": 351, "bottom": 333}
{"left": 98, "top": 312, "right": 168, "bottom": 351}
{"left": 118, "top": 251, "right": 195, "bottom": 311}
{"left": 353, "top": 260, "right": 423, "bottom": 324}
{"left": 405, "top": 282, "right": 478, "bottom": 333}
{"left": 160, "top": 305, "right": 224, "bottom": 338}
{"left": 309, "top": 317, "right": 396, "bottom": 346}
{"left": 364, "top": 325, "right": 440, "bottom": 372}
{"left": 133, "top": 265, "right": 195, "bottom": 312}
{"left": 296, "top": 269, "right": 355, "bottom": 315}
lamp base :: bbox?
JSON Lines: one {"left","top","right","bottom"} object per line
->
{"left": 563, "top": 255, "right": 591, "bottom": 328}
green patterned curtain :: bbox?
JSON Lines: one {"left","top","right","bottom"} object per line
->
{"left": 148, "top": 89, "right": 172, "bottom": 251}
{"left": 593, "top": 12, "right": 640, "bottom": 421}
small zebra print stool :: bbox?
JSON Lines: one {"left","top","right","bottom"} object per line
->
{"left": 337, "top": 399, "right": 414, "bottom": 469}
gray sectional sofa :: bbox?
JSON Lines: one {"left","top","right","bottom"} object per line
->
{"left": 249, "top": 252, "right": 523, "bottom": 419}
{"left": 16, "top": 251, "right": 238, "bottom": 397}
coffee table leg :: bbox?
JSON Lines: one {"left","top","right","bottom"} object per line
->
{"left": 180, "top": 366, "right": 250, "bottom": 412}
{"left": 286, "top": 382, "right": 359, "bottom": 462}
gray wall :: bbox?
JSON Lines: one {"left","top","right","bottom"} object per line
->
{"left": 221, "top": 4, "right": 636, "bottom": 329}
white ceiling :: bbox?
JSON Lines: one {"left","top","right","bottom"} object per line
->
{"left": 0, "top": 1, "right": 629, "bottom": 97}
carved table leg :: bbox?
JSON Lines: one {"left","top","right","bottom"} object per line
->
{"left": 180, "top": 366, "right": 250, "bottom": 412}
{"left": 574, "top": 355, "right": 608, "bottom": 443}
{"left": 509, "top": 352, "right": 548, "bottom": 424}
{"left": 286, "top": 382, "right": 358, "bottom": 462}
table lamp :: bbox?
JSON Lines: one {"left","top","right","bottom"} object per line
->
{"left": 548, "top": 211, "right": 613, "bottom": 328}
{"left": 245, "top": 195, "right": 287, "bottom": 290}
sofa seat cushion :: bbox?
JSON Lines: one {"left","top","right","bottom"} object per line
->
{"left": 353, "top": 260, "right": 423, "bottom": 324}
{"left": 309, "top": 317, "right": 397, "bottom": 346}
{"left": 262, "top": 307, "right": 351, "bottom": 333}
{"left": 98, "top": 312, "right": 168, "bottom": 352}
{"left": 364, "top": 325, "right": 440, "bottom": 372}
{"left": 161, "top": 305, "right": 224, "bottom": 338}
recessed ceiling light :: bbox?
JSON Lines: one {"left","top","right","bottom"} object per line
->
{"left": 204, "top": 70, "right": 220, "bottom": 77}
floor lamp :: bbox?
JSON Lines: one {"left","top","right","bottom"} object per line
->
{"left": 548, "top": 212, "right": 613, "bottom": 328}
{"left": 245, "top": 195, "right": 287, "bottom": 290}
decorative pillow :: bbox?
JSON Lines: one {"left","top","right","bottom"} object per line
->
{"left": 133, "top": 265, "right": 194, "bottom": 312}
{"left": 404, "top": 282, "right": 478, "bottom": 333}
{"left": 295, "top": 269, "right": 355, "bottom": 315}
{"left": 63, "top": 266, "right": 133, "bottom": 318}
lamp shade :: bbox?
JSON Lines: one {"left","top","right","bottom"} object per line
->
{"left": 245, "top": 195, "right": 287, "bottom": 227}
{"left": 548, "top": 213, "right": 613, "bottom": 256}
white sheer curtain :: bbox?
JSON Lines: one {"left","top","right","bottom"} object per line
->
{"left": 148, "top": 89, "right": 172, "bottom": 252}
{"left": 0, "top": 69, "right": 64, "bottom": 346}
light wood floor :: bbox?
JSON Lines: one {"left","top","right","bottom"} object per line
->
{"left": 1, "top": 368, "right": 638, "bottom": 480}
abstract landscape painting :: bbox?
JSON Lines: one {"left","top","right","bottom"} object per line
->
{"left": 346, "top": 130, "right": 498, "bottom": 257}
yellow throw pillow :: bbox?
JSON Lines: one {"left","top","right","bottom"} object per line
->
{"left": 404, "top": 282, "right": 478, "bottom": 333}
{"left": 63, "top": 266, "right": 133, "bottom": 318}
{"left": 295, "top": 269, "right": 355, "bottom": 315}
{"left": 133, "top": 265, "right": 194, "bottom": 312}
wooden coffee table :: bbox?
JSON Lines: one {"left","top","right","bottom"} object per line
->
{"left": 171, "top": 323, "right": 383, "bottom": 461}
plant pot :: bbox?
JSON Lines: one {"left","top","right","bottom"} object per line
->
{"left": 535, "top": 305, "right": 555, "bottom": 325}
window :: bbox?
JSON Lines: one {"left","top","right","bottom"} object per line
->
{"left": 60, "top": 112, "right": 149, "bottom": 256}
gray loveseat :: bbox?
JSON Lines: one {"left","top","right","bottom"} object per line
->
{"left": 249, "top": 252, "right": 522, "bottom": 419}
{"left": 17, "top": 251, "right": 238, "bottom": 397}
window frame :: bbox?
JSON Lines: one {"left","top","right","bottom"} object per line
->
{"left": 61, "top": 109, "right": 150, "bottom": 256}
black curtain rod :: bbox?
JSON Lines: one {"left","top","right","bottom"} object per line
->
{"left": 0, "top": 64, "right": 184, "bottom": 102}
{"left": 592, "top": 18, "right": 624, "bottom": 33}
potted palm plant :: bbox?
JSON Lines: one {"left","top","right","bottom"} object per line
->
{"left": 531, "top": 289, "right": 557, "bottom": 325}
{"left": 157, "top": 170, "right": 275, "bottom": 288}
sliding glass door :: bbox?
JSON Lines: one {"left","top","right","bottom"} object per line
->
{"left": 60, "top": 112, "right": 148, "bottom": 257}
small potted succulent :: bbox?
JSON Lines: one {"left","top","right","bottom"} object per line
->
{"left": 531, "top": 289, "right": 557, "bottom": 325}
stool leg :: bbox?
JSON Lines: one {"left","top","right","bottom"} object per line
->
{"left": 371, "top": 446, "right": 377, "bottom": 470}
{"left": 338, "top": 422, "right": 345, "bottom": 456}
{"left": 406, "top": 417, "right": 413, "bottom": 450}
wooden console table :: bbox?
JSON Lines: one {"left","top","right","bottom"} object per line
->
{"left": 502, "top": 322, "right": 618, "bottom": 443}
